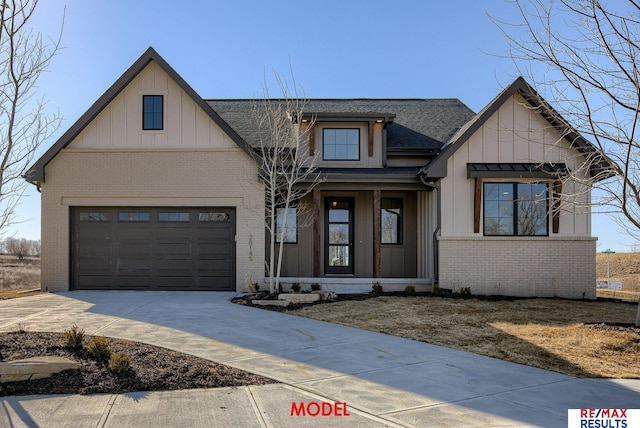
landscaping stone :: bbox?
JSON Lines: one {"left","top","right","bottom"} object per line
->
{"left": 251, "top": 299, "right": 290, "bottom": 307}
{"left": 278, "top": 293, "right": 320, "bottom": 304}
{"left": 0, "top": 356, "right": 80, "bottom": 383}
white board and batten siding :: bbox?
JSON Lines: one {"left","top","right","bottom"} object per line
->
{"left": 440, "top": 93, "right": 591, "bottom": 238}
{"left": 67, "top": 62, "right": 238, "bottom": 151}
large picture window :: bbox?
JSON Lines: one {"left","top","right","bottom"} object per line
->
{"left": 381, "top": 198, "right": 403, "bottom": 244}
{"left": 323, "top": 128, "right": 360, "bottom": 160}
{"left": 143, "top": 95, "right": 163, "bottom": 130}
{"left": 276, "top": 207, "right": 297, "bottom": 243}
{"left": 484, "top": 182, "right": 548, "bottom": 236}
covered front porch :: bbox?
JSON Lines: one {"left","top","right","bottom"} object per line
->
{"left": 273, "top": 179, "right": 438, "bottom": 291}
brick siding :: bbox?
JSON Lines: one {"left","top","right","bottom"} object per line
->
{"left": 438, "top": 236, "right": 596, "bottom": 299}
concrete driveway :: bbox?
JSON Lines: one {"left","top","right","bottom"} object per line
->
{"left": 0, "top": 291, "right": 638, "bottom": 427}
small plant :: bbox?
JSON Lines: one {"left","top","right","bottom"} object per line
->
{"left": 459, "top": 286, "right": 471, "bottom": 296}
{"left": 14, "top": 322, "right": 28, "bottom": 334}
{"left": 291, "top": 282, "right": 301, "bottom": 293}
{"left": 371, "top": 281, "right": 383, "bottom": 295}
{"left": 108, "top": 352, "right": 131, "bottom": 374}
{"left": 432, "top": 283, "right": 443, "bottom": 295}
{"left": 247, "top": 281, "right": 260, "bottom": 294}
{"left": 311, "top": 283, "right": 321, "bottom": 292}
{"left": 63, "top": 324, "right": 85, "bottom": 349}
{"left": 87, "top": 336, "right": 111, "bottom": 360}
{"left": 404, "top": 285, "right": 416, "bottom": 295}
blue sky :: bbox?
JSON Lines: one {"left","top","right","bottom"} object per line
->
{"left": 11, "top": 0, "right": 632, "bottom": 251}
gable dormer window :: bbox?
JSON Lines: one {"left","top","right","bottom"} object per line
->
{"left": 143, "top": 95, "right": 163, "bottom": 130}
{"left": 323, "top": 128, "right": 360, "bottom": 160}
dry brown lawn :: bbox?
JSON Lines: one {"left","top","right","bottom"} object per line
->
{"left": 0, "top": 255, "right": 45, "bottom": 299}
{"left": 596, "top": 252, "right": 640, "bottom": 301}
{"left": 292, "top": 296, "right": 640, "bottom": 378}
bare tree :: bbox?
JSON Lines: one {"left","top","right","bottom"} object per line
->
{"left": 253, "top": 72, "right": 324, "bottom": 294}
{"left": 3, "top": 236, "right": 38, "bottom": 257}
{"left": 495, "top": 0, "right": 640, "bottom": 325}
{"left": 0, "top": 0, "right": 62, "bottom": 234}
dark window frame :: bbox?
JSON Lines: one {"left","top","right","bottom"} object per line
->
{"left": 381, "top": 197, "right": 403, "bottom": 245}
{"left": 322, "top": 128, "right": 360, "bottom": 161}
{"left": 483, "top": 182, "right": 549, "bottom": 236}
{"left": 142, "top": 95, "right": 164, "bottom": 130}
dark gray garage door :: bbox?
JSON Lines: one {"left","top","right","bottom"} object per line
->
{"left": 72, "top": 208, "right": 235, "bottom": 291}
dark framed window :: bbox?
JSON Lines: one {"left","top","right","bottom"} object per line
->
{"left": 483, "top": 182, "right": 548, "bottom": 236}
{"left": 323, "top": 128, "right": 360, "bottom": 160}
{"left": 79, "top": 212, "right": 110, "bottom": 222}
{"left": 381, "top": 198, "right": 403, "bottom": 244}
{"left": 276, "top": 207, "right": 297, "bottom": 243}
{"left": 118, "top": 212, "right": 150, "bottom": 222}
{"left": 143, "top": 95, "right": 163, "bottom": 130}
{"left": 158, "top": 212, "right": 189, "bottom": 222}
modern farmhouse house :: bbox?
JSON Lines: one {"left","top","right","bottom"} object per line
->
{"left": 26, "top": 48, "right": 606, "bottom": 298}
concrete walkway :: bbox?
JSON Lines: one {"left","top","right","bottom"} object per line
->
{"left": 0, "top": 292, "right": 638, "bottom": 427}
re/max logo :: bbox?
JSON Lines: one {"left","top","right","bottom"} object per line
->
{"left": 581, "top": 409, "right": 628, "bottom": 418}
{"left": 290, "top": 402, "right": 350, "bottom": 417}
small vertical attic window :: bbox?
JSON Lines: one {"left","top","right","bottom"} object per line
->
{"left": 143, "top": 95, "right": 163, "bottom": 130}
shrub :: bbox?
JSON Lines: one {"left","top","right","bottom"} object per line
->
{"left": 291, "top": 282, "right": 301, "bottom": 293}
{"left": 432, "top": 284, "right": 443, "bottom": 295}
{"left": 14, "top": 322, "right": 28, "bottom": 334}
{"left": 63, "top": 324, "right": 85, "bottom": 349}
{"left": 371, "top": 281, "right": 383, "bottom": 295}
{"left": 459, "top": 286, "right": 471, "bottom": 296}
{"left": 87, "top": 336, "right": 111, "bottom": 360}
{"left": 108, "top": 352, "right": 131, "bottom": 374}
{"left": 404, "top": 285, "right": 416, "bottom": 295}
{"left": 310, "top": 283, "right": 321, "bottom": 292}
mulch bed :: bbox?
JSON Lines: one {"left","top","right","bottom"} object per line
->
{"left": 231, "top": 290, "right": 537, "bottom": 312}
{"left": 585, "top": 322, "right": 640, "bottom": 335}
{"left": 0, "top": 332, "right": 276, "bottom": 396}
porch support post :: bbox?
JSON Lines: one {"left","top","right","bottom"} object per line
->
{"left": 474, "top": 178, "right": 482, "bottom": 234}
{"left": 373, "top": 189, "right": 381, "bottom": 278}
{"left": 313, "top": 189, "right": 321, "bottom": 277}
{"left": 308, "top": 123, "right": 315, "bottom": 156}
{"left": 553, "top": 180, "right": 562, "bottom": 234}
{"left": 368, "top": 121, "right": 375, "bottom": 157}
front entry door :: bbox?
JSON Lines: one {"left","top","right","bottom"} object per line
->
{"left": 325, "top": 198, "right": 355, "bottom": 275}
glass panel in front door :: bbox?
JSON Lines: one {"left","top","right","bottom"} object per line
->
{"left": 326, "top": 199, "right": 354, "bottom": 274}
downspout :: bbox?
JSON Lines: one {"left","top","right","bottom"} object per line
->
{"left": 419, "top": 175, "right": 440, "bottom": 285}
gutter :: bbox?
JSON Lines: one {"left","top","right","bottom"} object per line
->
{"left": 419, "top": 175, "right": 440, "bottom": 285}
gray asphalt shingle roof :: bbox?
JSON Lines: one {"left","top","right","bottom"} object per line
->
{"left": 206, "top": 99, "right": 475, "bottom": 151}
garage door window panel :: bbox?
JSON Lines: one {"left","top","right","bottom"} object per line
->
{"left": 158, "top": 212, "right": 190, "bottom": 222}
{"left": 79, "top": 212, "right": 110, "bottom": 222}
{"left": 119, "top": 212, "right": 150, "bottom": 222}
{"left": 198, "top": 212, "right": 230, "bottom": 222}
